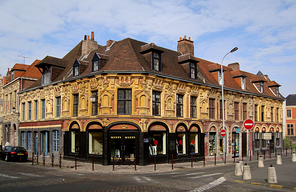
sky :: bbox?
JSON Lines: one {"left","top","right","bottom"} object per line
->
{"left": 0, "top": 0, "right": 296, "bottom": 97}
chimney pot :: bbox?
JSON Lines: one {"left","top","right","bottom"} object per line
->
{"left": 189, "top": 37, "right": 191, "bottom": 40}
{"left": 179, "top": 37, "right": 182, "bottom": 40}
{"left": 184, "top": 35, "right": 187, "bottom": 39}
{"left": 87, "top": 35, "right": 89, "bottom": 40}
{"left": 91, "top": 31, "right": 94, "bottom": 40}
{"left": 84, "top": 35, "right": 87, "bottom": 40}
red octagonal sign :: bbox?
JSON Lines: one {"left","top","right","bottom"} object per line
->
{"left": 220, "top": 129, "right": 226, "bottom": 137}
{"left": 244, "top": 119, "right": 254, "bottom": 130}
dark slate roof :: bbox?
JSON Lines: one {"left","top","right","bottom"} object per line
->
{"left": 286, "top": 94, "right": 296, "bottom": 106}
{"left": 23, "top": 36, "right": 283, "bottom": 100}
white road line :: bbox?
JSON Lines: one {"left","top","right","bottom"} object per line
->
{"left": 0, "top": 173, "right": 19, "bottom": 179}
{"left": 19, "top": 173, "right": 44, "bottom": 177}
{"left": 171, "top": 172, "right": 205, "bottom": 177}
{"left": 190, "top": 173, "right": 222, "bottom": 179}
{"left": 133, "top": 176, "right": 142, "bottom": 182}
{"left": 189, "top": 177, "right": 226, "bottom": 192}
{"left": 142, "top": 176, "right": 152, "bottom": 181}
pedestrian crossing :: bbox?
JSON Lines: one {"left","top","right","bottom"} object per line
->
{"left": 0, "top": 172, "right": 44, "bottom": 179}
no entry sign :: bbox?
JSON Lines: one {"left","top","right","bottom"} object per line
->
{"left": 220, "top": 129, "right": 226, "bottom": 137}
{"left": 244, "top": 119, "right": 254, "bottom": 130}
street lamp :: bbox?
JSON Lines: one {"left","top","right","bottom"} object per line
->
{"left": 221, "top": 47, "right": 238, "bottom": 162}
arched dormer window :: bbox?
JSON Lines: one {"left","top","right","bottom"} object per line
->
{"left": 73, "top": 59, "right": 80, "bottom": 77}
{"left": 92, "top": 53, "right": 100, "bottom": 72}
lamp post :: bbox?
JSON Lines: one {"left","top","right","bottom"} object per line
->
{"left": 221, "top": 47, "right": 238, "bottom": 162}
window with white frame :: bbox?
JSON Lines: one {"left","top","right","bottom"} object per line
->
{"left": 152, "top": 52, "right": 161, "bottom": 71}
{"left": 190, "top": 62, "right": 197, "bottom": 79}
{"left": 149, "top": 132, "right": 166, "bottom": 155}
{"left": 241, "top": 77, "right": 246, "bottom": 90}
{"left": 21, "top": 132, "right": 26, "bottom": 148}
{"left": 28, "top": 132, "right": 32, "bottom": 150}
{"left": 71, "top": 130, "right": 79, "bottom": 153}
{"left": 287, "top": 124, "right": 294, "bottom": 136}
{"left": 52, "top": 130, "right": 59, "bottom": 152}
{"left": 89, "top": 131, "right": 103, "bottom": 155}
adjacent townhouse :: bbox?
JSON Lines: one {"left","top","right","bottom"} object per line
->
{"left": 286, "top": 94, "right": 296, "bottom": 138}
{"left": 1, "top": 60, "right": 41, "bottom": 147}
{"left": 18, "top": 32, "right": 284, "bottom": 165}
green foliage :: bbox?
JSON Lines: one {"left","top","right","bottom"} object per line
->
{"left": 283, "top": 137, "right": 292, "bottom": 149}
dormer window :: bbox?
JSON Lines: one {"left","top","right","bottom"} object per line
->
{"left": 42, "top": 66, "right": 51, "bottom": 85}
{"left": 11, "top": 71, "right": 15, "bottom": 80}
{"left": 190, "top": 62, "right": 197, "bottom": 79}
{"left": 218, "top": 70, "right": 222, "bottom": 85}
{"left": 73, "top": 59, "right": 80, "bottom": 77}
{"left": 241, "top": 77, "right": 246, "bottom": 90}
{"left": 260, "top": 82, "right": 264, "bottom": 93}
{"left": 152, "top": 52, "right": 161, "bottom": 71}
{"left": 92, "top": 53, "right": 100, "bottom": 72}
{"left": 275, "top": 87, "right": 279, "bottom": 97}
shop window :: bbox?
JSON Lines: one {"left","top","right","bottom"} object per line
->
{"left": 89, "top": 131, "right": 103, "bottom": 155}
{"left": 71, "top": 130, "right": 79, "bottom": 153}
{"left": 149, "top": 132, "right": 166, "bottom": 155}
{"left": 52, "top": 130, "right": 59, "bottom": 152}
{"left": 28, "top": 132, "right": 32, "bottom": 150}
{"left": 275, "top": 131, "right": 281, "bottom": 146}
{"left": 189, "top": 133, "right": 198, "bottom": 154}
{"left": 232, "top": 131, "right": 239, "bottom": 157}
{"left": 209, "top": 132, "right": 216, "bottom": 156}
{"left": 176, "top": 133, "right": 186, "bottom": 155}
{"left": 21, "top": 131, "right": 26, "bottom": 148}
{"left": 219, "top": 135, "right": 224, "bottom": 155}
{"left": 262, "top": 131, "right": 267, "bottom": 148}
{"left": 254, "top": 131, "right": 260, "bottom": 148}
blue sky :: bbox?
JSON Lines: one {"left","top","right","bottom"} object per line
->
{"left": 1, "top": 0, "right": 296, "bottom": 97}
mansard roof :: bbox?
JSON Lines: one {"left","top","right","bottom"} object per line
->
{"left": 24, "top": 35, "right": 283, "bottom": 100}
{"left": 286, "top": 94, "right": 296, "bottom": 106}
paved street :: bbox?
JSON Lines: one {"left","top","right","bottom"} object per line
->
{"left": 0, "top": 155, "right": 295, "bottom": 191}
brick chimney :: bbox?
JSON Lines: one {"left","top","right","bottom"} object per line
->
{"left": 228, "top": 62, "right": 240, "bottom": 71}
{"left": 177, "top": 35, "right": 194, "bottom": 56}
{"left": 82, "top": 31, "right": 98, "bottom": 56}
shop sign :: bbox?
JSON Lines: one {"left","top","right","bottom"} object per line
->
{"left": 263, "top": 133, "right": 272, "bottom": 140}
{"left": 144, "top": 138, "right": 149, "bottom": 143}
{"left": 236, "top": 128, "right": 240, "bottom": 133}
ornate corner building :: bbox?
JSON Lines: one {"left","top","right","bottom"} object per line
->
{"left": 17, "top": 32, "right": 284, "bottom": 165}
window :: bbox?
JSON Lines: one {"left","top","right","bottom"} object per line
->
{"left": 275, "top": 87, "right": 279, "bottom": 97}
{"left": 73, "top": 94, "right": 79, "bottom": 116}
{"left": 276, "top": 108, "right": 279, "bottom": 122}
{"left": 209, "top": 98, "right": 215, "bottom": 119}
{"left": 287, "top": 124, "right": 294, "bottom": 136}
{"left": 209, "top": 132, "right": 216, "bottom": 156}
{"left": 271, "top": 107, "right": 274, "bottom": 122}
{"left": 219, "top": 100, "right": 223, "bottom": 120}
{"left": 190, "top": 133, "right": 198, "bottom": 153}
{"left": 287, "top": 109, "right": 292, "bottom": 118}
{"left": 52, "top": 130, "right": 59, "bottom": 152}
{"left": 177, "top": 132, "right": 186, "bottom": 155}
{"left": 260, "top": 82, "right": 264, "bottom": 93}
{"left": 35, "top": 100, "right": 38, "bottom": 119}
{"left": 28, "top": 132, "right": 32, "bottom": 150}
{"left": 241, "top": 77, "right": 246, "bottom": 90}
{"left": 190, "top": 96, "right": 197, "bottom": 118}
{"left": 28, "top": 101, "right": 32, "bottom": 120}
{"left": 243, "top": 103, "right": 247, "bottom": 120}
{"left": 21, "top": 132, "right": 26, "bottom": 148}
{"left": 149, "top": 132, "right": 166, "bottom": 155}
{"left": 152, "top": 91, "right": 161, "bottom": 116}
{"left": 41, "top": 99, "right": 45, "bottom": 119}
{"left": 254, "top": 131, "right": 260, "bottom": 148}
{"left": 255, "top": 104, "right": 258, "bottom": 121}
{"left": 11, "top": 71, "right": 15, "bottom": 80}
{"left": 276, "top": 131, "right": 281, "bottom": 146}
{"left": 91, "top": 91, "right": 98, "bottom": 116}
{"left": 117, "top": 89, "right": 132, "bottom": 115}
{"left": 218, "top": 70, "right": 222, "bottom": 85}
{"left": 190, "top": 62, "right": 197, "bottom": 79}
{"left": 152, "top": 52, "right": 161, "bottom": 71}
{"left": 71, "top": 130, "right": 79, "bottom": 153}
{"left": 234, "top": 102, "right": 239, "bottom": 120}
{"left": 42, "top": 67, "right": 51, "bottom": 85}
{"left": 22, "top": 103, "right": 25, "bottom": 120}
{"left": 261, "top": 106, "right": 265, "bottom": 122}
{"left": 89, "top": 131, "right": 103, "bottom": 155}
{"left": 56, "top": 97, "right": 61, "bottom": 117}
{"left": 176, "top": 94, "right": 183, "bottom": 117}
{"left": 262, "top": 131, "right": 267, "bottom": 148}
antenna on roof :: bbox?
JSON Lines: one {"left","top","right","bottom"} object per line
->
{"left": 18, "top": 55, "right": 31, "bottom": 64}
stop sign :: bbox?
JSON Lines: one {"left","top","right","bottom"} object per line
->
{"left": 244, "top": 119, "right": 254, "bottom": 130}
{"left": 220, "top": 129, "right": 226, "bottom": 137}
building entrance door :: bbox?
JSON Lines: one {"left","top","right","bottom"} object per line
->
{"left": 110, "top": 133, "right": 137, "bottom": 164}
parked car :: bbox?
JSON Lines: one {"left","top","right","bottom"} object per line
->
{"left": 1, "top": 146, "right": 28, "bottom": 162}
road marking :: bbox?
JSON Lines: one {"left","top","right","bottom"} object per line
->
{"left": 133, "top": 176, "right": 157, "bottom": 183}
{"left": 172, "top": 172, "right": 205, "bottom": 177}
{"left": 190, "top": 173, "right": 222, "bottom": 179}
{"left": 189, "top": 176, "right": 226, "bottom": 192}
{"left": 19, "top": 173, "right": 44, "bottom": 177}
{"left": 0, "top": 173, "right": 19, "bottom": 179}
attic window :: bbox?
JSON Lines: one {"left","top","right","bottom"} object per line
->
{"left": 275, "top": 87, "right": 279, "bottom": 97}
{"left": 152, "top": 52, "right": 161, "bottom": 71}
{"left": 190, "top": 62, "right": 197, "bottom": 79}
{"left": 260, "top": 82, "right": 264, "bottom": 93}
{"left": 92, "top": 53, "right": 100, "bottom": 72}
{"left": 73, "top": 59, "right": 80, "bottom": 77}
{"left": 218, "top": 70, "right": 222, "bottom": 85}
{"left": 241, "top": 77, "right": 246, "bottom": 90}
{"left": 11, "top": 71, "right": 15, "bottom": 80}
{"left": 42, "top": 67, "right": 51, "bottom": 85}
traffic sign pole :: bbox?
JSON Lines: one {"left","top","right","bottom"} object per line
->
{"left": 243, "top": 119, "right": 254, "bottom": 165}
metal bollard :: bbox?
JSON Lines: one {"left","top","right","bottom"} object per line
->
{"left": 43, "top": 152, "right": 45, "bottom": 166}
{"left": 203, "top": 155, "right": 205, "bottom": 167}
{"left": 242, "top": 150, "right": 244, "bottom": 161}
{"left": 59, "top": 154, "right": 62, "bottom": 168}
{"left": 112, "top": 156, "right": 114, "bottom": 171}
{"left": 134, "top": 155, "right": 137, "bottom": 171}
{"left": 36, "top": 152, "right": 38, "bottom": 164}
{"left": 75, "top": 154, "right": 77, "bottom": 170}
{"left": 191, "top": 154, "right": 193, "bottom": 168}
{"left": 154, "top": 155, "right": 156, "bottom": 171}
{"left": 257, "top": 151, "right": 259, "bottom": 160}
{"left": 171, "top": 155, "right": 173, "bottom": 170}
{"left": 52, "top": 153, "right": 54, "bottom": 167}
{"left": 92, "top": 155, "right": 94, "bottom": 171}
{"left": 32, "top": 152, "right": 34, "bottom": 165}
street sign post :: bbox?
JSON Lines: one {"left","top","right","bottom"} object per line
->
{"left": 220, "top": 129, "right": 226, "bottom": 137}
